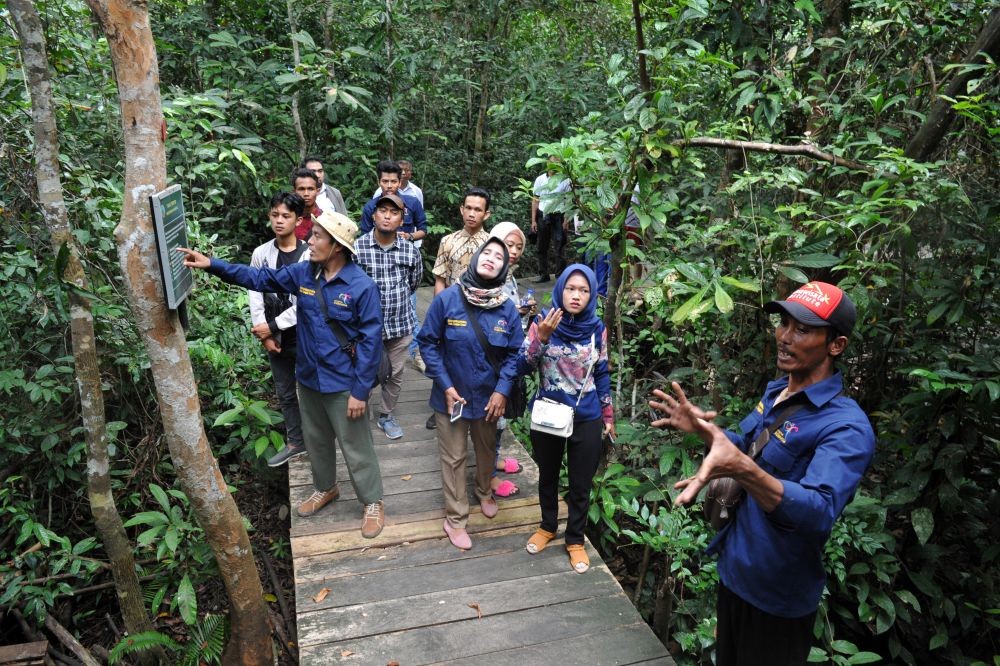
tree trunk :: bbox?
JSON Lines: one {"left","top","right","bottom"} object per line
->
{"left": 287, "top": 0, "right": 307, "bottom": 160}
{"left": 8, "top": 0, "right": 159, "bottom": 657}
{"left": 632, "top": 0, "right": 650, "bottom": 95}
{"left": 81, "top": 1, "right": 272, "bottom": 663}
{"left": 904, "top": 8, "right": 1000, "bottom": 161}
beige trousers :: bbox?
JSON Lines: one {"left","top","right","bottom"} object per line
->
{"left": 434, "top": 412, "right": 496, "bottom": 528}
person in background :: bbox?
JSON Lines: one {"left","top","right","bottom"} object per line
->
{"left": 530, "top": 167, "right": 572, "bottom": 283}
{"left": 301, "top": 156, "right": 348, "bottom": 214}
{"left": 650, "top": 281, "right": 875, "bottom": 666}
{"left": 519, "top": 264, "right": 614, "bottom": 574}
{"left": 486, "top": 221, "right": 536, "bottom": 498}
{"left": 417, "top": 238, "right": 524, "bottom": 550}
{"left": 354, "top": 194, "right": 422, "bottom": 441}
{"left": 422, "top": 186, "right": 492, "bottom": 429}
{"left": 373, "top": 158, "right": 424, "bottom": 206}
{"left": 248, "top": 192, "right": 310, "bottom": 467}
{"left": 177, "top": 212, "right": 388, "bottom": 539}
{"left": 360, "top": 160, "right": 427, "bottom": 241}
{"left": 291, "top": 167, "right": 323, "bottom": 241}
{"left": 361, "top": 160, "right": 430, "bottom": 372}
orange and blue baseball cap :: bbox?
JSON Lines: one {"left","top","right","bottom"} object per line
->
{"left": 764, "top": 281, "right": 856, "bottom": 336}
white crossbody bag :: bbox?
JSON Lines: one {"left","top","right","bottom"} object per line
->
{"left": 529, "top": 334, "right": 596, "bottom": 438}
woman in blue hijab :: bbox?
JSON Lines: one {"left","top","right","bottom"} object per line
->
{"left": 518, "top": 264, "right": 616, "bottom": 573}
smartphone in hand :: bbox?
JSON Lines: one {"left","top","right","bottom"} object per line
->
{"left": 450, "top": 400, "right": 464, "bottom": 422}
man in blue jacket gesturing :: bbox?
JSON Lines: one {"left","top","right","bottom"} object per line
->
{"left": 650, "top": 281, "right": 875, "bottom": 666}
{"left": 179, "top": 211, "right": 388, "bottom": 539}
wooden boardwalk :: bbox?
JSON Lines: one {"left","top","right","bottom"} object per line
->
{"left": 288, "top": 285, "right": 673, "bottom": 665}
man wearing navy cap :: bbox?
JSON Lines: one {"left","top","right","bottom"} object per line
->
{"left": 650, "top": 281, "right": 875, "bottom": 665}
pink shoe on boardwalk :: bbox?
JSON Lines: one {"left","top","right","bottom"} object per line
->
{"left": 443, "top": 520, "right": 472, "bottom": 550}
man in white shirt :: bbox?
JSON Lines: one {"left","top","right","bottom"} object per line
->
{"left": 530, "top": 170, "right": 571, "bottom": 283}
{"left": 302, "top": 156, "right": 348, "bottom": 214}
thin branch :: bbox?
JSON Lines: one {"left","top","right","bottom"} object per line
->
{"left": 673, "top": 137, "right": 871, "bottom": 172}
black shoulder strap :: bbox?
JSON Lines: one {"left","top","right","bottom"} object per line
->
{"left": 749, "top": 389, "right": 844, "bottom": 459}
{"left": 290, "top": 239, "right": 308, "bottom": 262}
{"left": 459, "top": 291, "right": 503, "bottom": 375}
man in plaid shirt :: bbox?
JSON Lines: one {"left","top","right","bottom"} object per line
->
{"left": 354, "top": 193, "right": 423, "bottom": 440}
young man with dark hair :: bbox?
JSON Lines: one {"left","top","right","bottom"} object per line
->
{"left": 291, "top": 167, "right": 323, "bottom": 241}
{"left": 360, "top": 160, "right": 427, "bottom": 241}
{"left": 354, "top": 193, "right": 422, "bottom": 440}
{"left": 650, "top": 281, "right": 875, "bottom": 665}
{"left": 362, "top": 160, "right": 429, "bottom": 371}
{"left": 432, "top": 186, "right": 492, "bottom": 294}
{"left": 301, "top": 156, "right": 348, "bottom": 214}
{"left": 373, "top": 158, "right": 424, "bottom": 206}
{"left": 178, "top": 212, "right": 388, "bottom": 538}
{"left": 249, "top": 192, "right": 310, "bottom": 466}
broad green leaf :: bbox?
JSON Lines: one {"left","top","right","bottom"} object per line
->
{"left": 675, "top": 262, "right": 707, "bottom": 285}
{"left": 291, "top": 30, "right": 316, "bottom": 49}
{"left": 149, "top": 484, "right": 171, "bottom": 512}
{"left": 714, "top": 282, "right": 734, "bottom": 314}
{"left": 213, "top": 406, "right": 244, "bottom": 427}
{"left": 720, "top": 276, "right": 759, "bottom": 292}
{"left": 926, "top": 300, "right": 950, "bottom": 325}
{"left": 830, "top": 639, "right": 858, "bottom": 655}
{"left": 671, "top": 286, "right": 709, "bottom": 324}
{"left": 895, "top": 589, "right": 921, "bottom": 612}
{"left": 778, "top": 265, "right": 810, "bottom": 284}
{"left": 124, "top": 511, "right": 169, "bottom": 528}
{"left": 177, "top": 575, "right": 198, "bottom": 625}
{"left": 786, "top": 253, "right": 841, "bottom": 268}
{"left": 246, "top": 401, "right": 272, "bottom": 425}
{"left": 273, "top": 72, "right": 306, "bottom": 86}
{"left": 847, "top": 652, "right": 884, "bottom": 665}
{"left": 929, "top": 629, "right": 948, "bottom": 650}
{"left": 163, "top": 527, "right": 180, "bottom": 554}
{"left": 911, "top": 507, "right": 934, "bottom": 544}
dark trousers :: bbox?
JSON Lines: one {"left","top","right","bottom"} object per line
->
{"left": 531, "top": 418, "right": 603, "bottom": 545}
{"left": 715, "top": 583, "right": 816, "bottom": 666}
{"left": 536, "top": 212, "right": 567, "bottom": 278}
{"left": 269, "top": 346, "right": 303, "bottom": 447}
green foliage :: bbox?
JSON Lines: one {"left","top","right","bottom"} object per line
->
{"left": 108, "top": 613, "right": 227, "bottom": 666}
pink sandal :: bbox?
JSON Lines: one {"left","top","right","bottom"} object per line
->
{"left": 494, "top": 479, "right": 519, "bottom": 497}
{"left": 499, "top": 457, "right": 522, "bottom": 474}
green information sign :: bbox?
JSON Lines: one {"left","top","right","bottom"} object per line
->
{"left": 150, "top": 185, "right": 193, "bottom": 310}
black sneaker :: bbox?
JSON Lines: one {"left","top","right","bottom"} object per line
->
{"left": 425, "top": 414, "right": 437, "bottom": 430}
{"left": 267, "top": 443, "right": 306, "bottom": 467}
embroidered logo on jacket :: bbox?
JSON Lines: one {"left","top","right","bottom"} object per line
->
{"left": 493, "top": 319, "right": 508, "bottom": 333}
{"left": 299, "top": 286, "right": 316, "bottom": 296}
{"left": 447, "top": 319, "right": 467, "bottom": 327}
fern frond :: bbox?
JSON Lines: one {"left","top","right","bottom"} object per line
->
{"left": 109, "top": 631, "right": 180, "bottom": 665}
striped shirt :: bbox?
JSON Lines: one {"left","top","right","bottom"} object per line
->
{"left": 354, "top": 231, "right": 423, "bottom": 340}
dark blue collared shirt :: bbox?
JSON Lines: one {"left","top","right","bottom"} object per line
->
{"left": 208, "top": 258, "right": 383, "bottom": 400}
{"left": 416, "top": 285, "right": 524, "bottom": 419}
{"left": 709, "top": 371, "right": 875, "bottom": 618}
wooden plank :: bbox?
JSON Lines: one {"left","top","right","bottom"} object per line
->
{"left": 294, "top": 526, "right": 565, "bottom": 584}
{"left": 296, "top": 537, "right": 590, "bottom": 613}
{"left": 0, "top": 641, "right": 48, "bottom": 665}
{"left": 298, "top": 566, "right": 621, "bottom": 647}
{"left": 291, "top": 502, "right": 562, "bottom": 557}
{"left": 291, "top": 490, "right": 541, "bottom": 545}
{"left": 298, "top": 594, "right": 655, "bottom": 664}
{"left": 432, "top": 623, "right": 672, "bottom": 665}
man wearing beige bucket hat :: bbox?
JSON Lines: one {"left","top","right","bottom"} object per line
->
{"left": 179, "top": 211, "right": 388, "bottom": 538}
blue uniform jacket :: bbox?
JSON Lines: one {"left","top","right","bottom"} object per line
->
{"left": 710, "top": 371, "right": 875, "bottom": 618}
{"left": 359, "top": 193, "right": 428, "bottom": 236}
{"left": 416, "top": 285, "right": 525, "bottom": 420}
{"left": 208, "top": 258, "right": 383, "bottom": 401}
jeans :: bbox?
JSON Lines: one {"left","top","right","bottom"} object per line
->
{"left": 269, "top": 346, "right": 303, "bottom": 447}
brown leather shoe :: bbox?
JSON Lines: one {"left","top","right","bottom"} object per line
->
{"left": 361, "top": 500, "right": 385, "bottom": 538}
{"left": 296, "top": 486, "right": 340, "bottom": 517}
